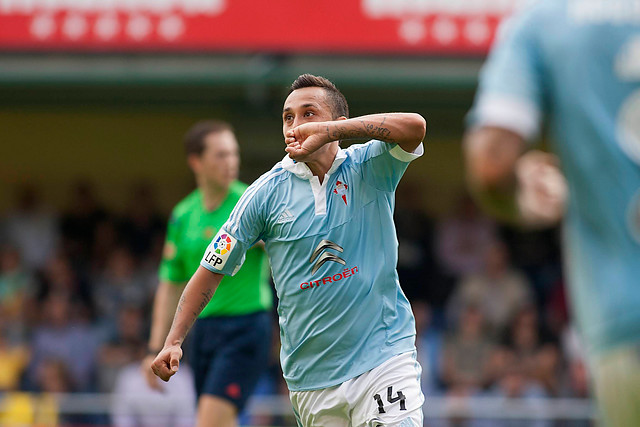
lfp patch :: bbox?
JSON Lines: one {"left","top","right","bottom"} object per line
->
{"left": 203, "top": 230, "right": 237, "bottom": 270}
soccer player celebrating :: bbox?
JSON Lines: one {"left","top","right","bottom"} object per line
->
{"left": 143, "top": 121, "right": 273, "bottom": 427}
{"left": 152, "top": 74, "right": 427, "bottom": 426}
{"left": 464, "top": 1, "right": 640, "bottom": 425}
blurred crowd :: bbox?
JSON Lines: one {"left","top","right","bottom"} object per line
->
{"left": 0, "top": 179, "right": 591, "bottom": 426}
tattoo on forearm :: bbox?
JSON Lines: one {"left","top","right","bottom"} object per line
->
{"left": 176, "top": 295, "right": 185, "bottom": 313}
{"left": 196, "top": 289, "right": 214, "bottom": 315}
{"left": 329, "top": 124, "right": 362, "bottom": 141}
{"left": 327, "top": 116, "right": 395, "bottom": 142}
{"left": 360, "top": 117, "right": 394, "bottom": 142}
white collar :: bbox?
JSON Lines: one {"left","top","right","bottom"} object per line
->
{"left": 281, "top": 148, "right": 347, "bottom": 180}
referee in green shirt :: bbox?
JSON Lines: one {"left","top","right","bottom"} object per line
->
{"left": 143, "top": 121, "right": 273, "bottom": 427}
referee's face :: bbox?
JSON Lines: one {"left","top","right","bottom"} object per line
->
{"left": 196, "top": 130, "right": 240, "bottom": 188}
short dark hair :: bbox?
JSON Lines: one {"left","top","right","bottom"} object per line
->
{"left": 289, "top": 74, "right": 349, "bottom": 119}
{"left": 183, "top": 120, "right": 234, "bottom": 157}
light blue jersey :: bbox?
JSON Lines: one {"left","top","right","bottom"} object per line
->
{"left": 470, "top": 0, "right": 640, "bottom": 356}
{"left": 200, "top": 140, "right": 423, "bottom": 391}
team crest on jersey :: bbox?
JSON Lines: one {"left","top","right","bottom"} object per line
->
{"left": 333, "top": 180, "right": 348, "bottom": 205}
{"left": 203, "top": 229, "right": 236, "bottom": 270}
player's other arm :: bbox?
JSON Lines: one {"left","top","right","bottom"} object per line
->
{"left": 142, "top": 280, "right": 184, "bottom": 389}
{"left": 151, "top": 266, "right": 223, "bottom": 382}
{"left": 287, "top": 113, "right": 426, "bottom": 157}
{"left": 464, "top": 126, "right": 566, "bottom": 226}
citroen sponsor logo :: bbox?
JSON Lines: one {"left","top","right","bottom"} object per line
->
{"left": 309, "top": 239, "right": 345, "bottom": 274}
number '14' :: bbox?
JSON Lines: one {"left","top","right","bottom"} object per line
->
{"left": 373, "top": 386, "right": 406, "bottom": 414}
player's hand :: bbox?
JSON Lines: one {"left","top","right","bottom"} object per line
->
{"left": 516, "top": 150, "right": 568, "bottom": 227}
{"left": 141, "top": 354, "right": 164, "bottom": 391}
{"left": 151, "top": 344, "right": 183, "bottom": 382}
{"left": 285, "top": 122, "right": 330, "bottom": 161}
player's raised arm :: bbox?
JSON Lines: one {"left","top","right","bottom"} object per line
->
{"left": 151, "top": 266, "right": 223, "bottom": 382}
{"left": 285, "top": 113, "right": 426, "bottom": 161}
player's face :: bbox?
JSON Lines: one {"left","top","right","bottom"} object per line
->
{"left": 282, "top": 86, "right": 335, "bottom": 138}
{"left": 196, "top": 130, "right": 240, "bottom": 188}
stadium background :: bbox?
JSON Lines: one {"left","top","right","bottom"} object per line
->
{"left": 0, "top": 0, "right": 596, "bottom": 425}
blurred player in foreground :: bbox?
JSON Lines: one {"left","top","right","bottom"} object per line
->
{"left": 464, "top": 1, "right": 640, "bottom": 425}
{"left": 142, "top": 121, "right": 273, "bottom": 427}
{"left": 152, "top": 74, "right": 427, "bottom": 426}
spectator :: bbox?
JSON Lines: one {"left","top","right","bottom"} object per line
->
{"left": 111, "top": 361, "right": 196, "bottom": 427}
{"left": 92, "top": 247, "right": 152, "bottom": 333}
{"left": 0, "top": 245, "right": 35, "bottom": 342}
{"left": 441, "top": 304, "right": 495, "bottom": 396}
{"left": 413, "top": 300, "right": 444, "bottom": 397}
{"left": 446, "top": 240, "right": 534, "bottom": 337}
{"left": 499, "top": 226, "right": 563, "bottom": 307}
{"left": 119, "top": 182, "right": 165, "bottom": 260}
{"left": 35, "top": 358, "right": 84, "bottom": 427}
{"left": 89, "top": 217, "right": 122, "bottom": 275}
{"left": 394, "top": 181, "right": 442, "bottom": 304}
{"left": 0, "top": 327, "right": 30, "bottom": 392}
{"left": 435, "top": 193, "right": 498, "bottom": 280}
{"left": 35, "top": 252, "right": 94, "bottom": 323}
{"left": 2, "top": 184, "right": 59, "bottom": 271}
{"left": 98, "top": 306, "right": 147, "bottom": 393}
{"left": 496, "top": 305, "right": 561, "bottom": 396}
{"left": 60, "top": 180, "right": 109, "bottom": 268}
{"left": 27, "top": 293, "right": 102, "bottom": 392}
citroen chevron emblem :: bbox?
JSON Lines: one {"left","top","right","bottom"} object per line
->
{"left": 309, "top": 239, "right": 345, "bottom": 274}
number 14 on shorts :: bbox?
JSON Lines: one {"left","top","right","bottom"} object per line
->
{"left": 373, "top": 386, "right": 407, "bottom": 413}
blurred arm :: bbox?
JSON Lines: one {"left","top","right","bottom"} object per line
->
{"left": 464, "top": 126, "right": 526, "bottom": 223}
{"left": 464, "top": 126, "right": 567, "bottom": 227}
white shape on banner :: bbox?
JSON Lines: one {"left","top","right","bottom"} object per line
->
{"left": 464, "top": 18, "right": 490, "bottom": 45}
{"left": 0, "top": 0, "right": 227, "bottom": 15}
{"left": 62, "top": 14, "right": 88, "bottom": 40}
{"left": 432, "top": 17, "right": 457, "bottom": 45}
{"left": 398, "top": 19, "right": 426, "bottom": 45}
{"left": 95, "top": 14, "right": 120, "bottom": 40}
{"left": 30, "top": 14, "right": 56, "bottom": 40}
{"left": 127, "top": 15, "right": 152, "bottom": 40}
{"left": 159, "top": 15, "right": 185, "bottom": 40}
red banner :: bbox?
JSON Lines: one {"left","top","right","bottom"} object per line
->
{"left": 0, "top": 0, "right": 523, "bottom": 54}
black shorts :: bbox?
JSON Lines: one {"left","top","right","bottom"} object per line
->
{"left": 188, "top": 310, "right": 272, "bottom": 412}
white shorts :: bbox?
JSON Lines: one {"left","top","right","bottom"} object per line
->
{"left": 290, "top": 351, "right": 424, "bottom": 427}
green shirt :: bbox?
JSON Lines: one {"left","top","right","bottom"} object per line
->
{"left": 159, "top": 182, "right": 272, "bottom": 317}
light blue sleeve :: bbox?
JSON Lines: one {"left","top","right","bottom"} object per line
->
{"left": 346, "top": 140, "right": 423, "bottom": 192}
{"left": 469, "top": 1, "right": 550, "bottom": 139}
{"left": 200, "top": 179, "right": 267, "bottom": 276}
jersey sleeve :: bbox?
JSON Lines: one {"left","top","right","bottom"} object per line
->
{"left": 467, "top": 3, "right": 549, "bottom": 140}
{"left": 200, "top": 180, "right": 266, "bottom": 276}
{"left": 158, "top": 212, "right": 187, "bottom": 283}
{"left": 347, "top": 140, "right": 424, "bottom": 192}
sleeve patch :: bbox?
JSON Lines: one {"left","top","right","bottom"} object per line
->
{"left": 202, "top": 230, "right": 237, "bottom": 271}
